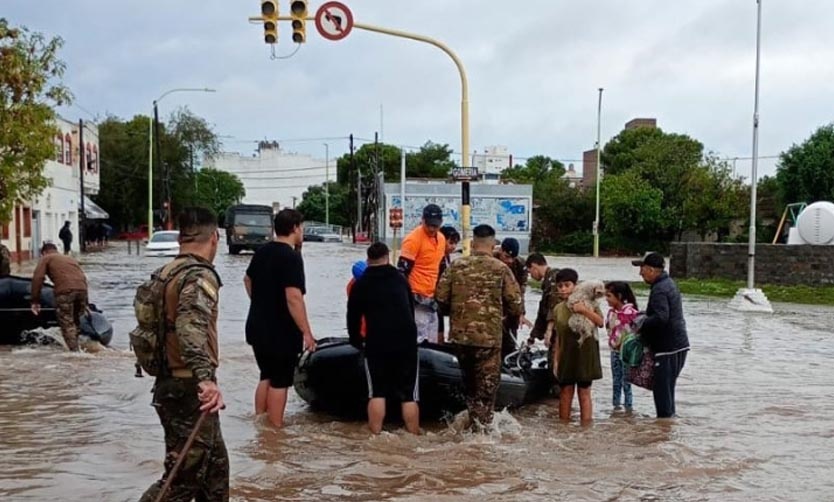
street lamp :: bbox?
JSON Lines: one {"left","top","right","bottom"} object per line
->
{"left": 593, "top": 87, "right": 604, "bottom": 258}
{"left": 148, "top": 87, "right": 216, "bottom": 236}
{"left": 323, "top": 143, "right": 330, "bottom": 227}
{"left": 730, "top": 0, "right": 772, "bottom": 313}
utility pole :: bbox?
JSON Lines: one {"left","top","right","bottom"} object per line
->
{"left": 153, "top": 101, "right": 166, "bottom": 229}
{"left": 357, "top": 165, "right": 363, "bottom": 236}
{"left": 323, "top": 143, "right": 330, "bottom": 227}
{"left": 593, "top": 88, "right": 604, "bottom": 258}
{"left": 350, "top": 134, "right": 356, "bottom": 243}
{"left": 78, "top": 119, "right": 86, "bottom": 253}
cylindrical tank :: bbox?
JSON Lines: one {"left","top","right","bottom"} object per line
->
{"left": 796, "top": 201, "right": 834, "bottom": 245}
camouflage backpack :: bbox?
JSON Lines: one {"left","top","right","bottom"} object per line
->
{"left": 129, "top": 260, "right": 213, "bottom": 377}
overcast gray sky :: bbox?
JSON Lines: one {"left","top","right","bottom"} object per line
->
{"left": 6, "top": 0, "right": 834, "bottom": 178}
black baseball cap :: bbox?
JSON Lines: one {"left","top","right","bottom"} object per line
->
{"left": 422, "top": 204, "right": 443, "bottom": 227}
{"left": 632, "top": 252, "right": 665, "bottom": 268}
{"left": 501, "top": 238, "right": 520, "bottom": 258}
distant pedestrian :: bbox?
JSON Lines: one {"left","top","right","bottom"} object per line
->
{"left": 244, "top": 208, "right": 316, "bottom": 428}
{"left": 397, "top": 204, "right": 447, "bottom": 344}
{"left": 436, "top": 224, "right": 523, "bottom": 428}
{"left": 30, "top": 242, "right": 89, "bottom": 352}
{"left": 436, "top": 226, "right": 460, "bottom": 343}
{"left": 348, "top": 242, "right": 420, "bottom": 434}
{"left": 58, "top": 221, "right": 72, "bottom": 255}
{"left": 548, "top": 268, "right": 604, "bottom": 423}
{"left": 632, "top": 252, "right": 689, "bottom": 418}
{"left": 604, "top": 281, "right": 639, "bottom": 411}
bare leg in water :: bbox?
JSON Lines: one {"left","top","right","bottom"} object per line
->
{"left": 578, "top": 387, "right": 593, "bottom": 424}
{"left": 266, "top": 388, "right": 289, "bottom": 428}
{"left": 559, "top": 384, "right": 575, "bottom": 421}
{"left": 255, "top": 380, "right": 269, "bottom": 415}
{"left": 401, "top": 402, "right": 420, "bottom": 434}
{"left": 368, "top": 398, "right": 386, "bottom": 434}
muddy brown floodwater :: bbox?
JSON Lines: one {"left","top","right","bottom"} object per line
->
{"left": 1, "top": 243, "right": 833, "bottom": 501}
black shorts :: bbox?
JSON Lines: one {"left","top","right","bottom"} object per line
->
{"left": 364, "top": 351, "right": 419, "bottom": 402}
{"left": 253, "top": 346, "right": 299, "bottom": 389}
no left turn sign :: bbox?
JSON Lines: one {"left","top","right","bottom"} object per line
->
{"left": 315, "top": 1, "right": 354, "bottom": 41}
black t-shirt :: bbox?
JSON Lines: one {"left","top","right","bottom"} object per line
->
{"left": 245, "top": 242, "right": 306, "bottom": 352}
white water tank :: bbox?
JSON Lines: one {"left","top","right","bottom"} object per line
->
{"left": 794, "top": 201, "right": 834, "bottom": 245}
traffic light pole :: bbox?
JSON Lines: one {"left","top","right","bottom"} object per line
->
{"left": 251, "top": 15, "right": 471, "bottom": 254}
{"left": 352, "top": 21, "right": 471, "bottom": 256}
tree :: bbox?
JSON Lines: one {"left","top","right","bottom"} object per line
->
{"left": 776, "top": 124, "right": 834, "bottom": 204}
{"left": 194, "top": 168, "right": 244, "bottom": 222}
{"left": 680, "top": 158, "right": 747, "bottom": 240}
{"left": 601, "top": 126, "right": 704, "bottom": 240}
{"left": 96, "top": 108, "right": 221, "bottom": 230}
{"left": 296, "top": 182, "right": 350, "bottom": 227}
{"left": 601, "top": 170, "right": 664, "bottom": 237}
{"left": 406, "top": 141, "right": 456, "bottom": 178}
{"left": 0, "top": 19, "right": 72, "bottom": 223}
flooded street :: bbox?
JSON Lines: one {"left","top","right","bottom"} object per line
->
{"left": 1, "top": 243, "right": 833, "bottom": 501}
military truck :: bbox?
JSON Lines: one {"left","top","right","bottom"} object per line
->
{"left": 224, "top": 204, "right": 273, "bottom": 254}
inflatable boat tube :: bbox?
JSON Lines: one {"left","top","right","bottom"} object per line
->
{"left": 294, "top": 337, "right": 552, "bottom": 419}
{"left": 0, "top": 275, "right": 113, "bottom": 346}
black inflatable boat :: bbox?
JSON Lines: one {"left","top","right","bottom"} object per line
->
{"left": 0, "top": 275, "right": 113, "bottom": 346}
{"left": 294, "top": 337, "right": 552, "bottom": 419}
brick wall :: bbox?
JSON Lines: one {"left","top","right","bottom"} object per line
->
{"left": 670, "top": 242, "right": 834, "bottom": 285}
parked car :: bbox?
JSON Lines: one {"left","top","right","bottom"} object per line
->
{"left": 145, "top": 230, "right": 180, "bottom": 257}
{"left": 303, "top": 226, "right": 342, "bottom": 243}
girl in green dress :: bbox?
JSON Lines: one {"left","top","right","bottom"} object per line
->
{"left": 545, "top": 268, "right": 604, "bottom": 423}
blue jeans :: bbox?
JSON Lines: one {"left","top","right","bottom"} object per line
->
{"left": 610, "top": 351, "right": 633, "bottom": 408}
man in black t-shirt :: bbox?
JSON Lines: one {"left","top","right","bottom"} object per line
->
{"left": 244, "top": 208, "right": 316, "bottom": 428}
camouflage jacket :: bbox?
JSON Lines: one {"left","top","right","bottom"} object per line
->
{"left": 162, "top": 255, "right": 223, "bottom": 382}
{"left": 0, "top": 244, "right": 10, "bottom": 276}
{"left": 436, "top": 251, "right": 523, "bottom": 348}
{"left": 531, "top": 267, "right": 561, "bottom": 339}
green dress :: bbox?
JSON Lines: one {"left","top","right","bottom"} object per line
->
{"left": 553, "top": 302, "right": 603, "bottom": 385}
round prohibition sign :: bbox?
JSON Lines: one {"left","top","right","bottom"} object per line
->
{"left": 315, "top": 1, "right": 354, "bottom": 41}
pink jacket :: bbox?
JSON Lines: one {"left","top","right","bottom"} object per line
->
{"left": 605, "top": 303, "right": 639, "bottom": 351}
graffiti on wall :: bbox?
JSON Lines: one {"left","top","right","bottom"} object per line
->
{"left": 390, "top": 195, "right": 530, "bottom": 233}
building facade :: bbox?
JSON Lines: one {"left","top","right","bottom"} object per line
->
{"left": 206, "top": 141, "right": 329, "bottom": 209}
{"left": 472, "top": 145, "right": 512, "bottom": 183}
{"left": 1, "top": 117, "right": 101, "bottom": 261}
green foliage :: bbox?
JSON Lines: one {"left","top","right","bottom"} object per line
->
{"left": 296, "top": 182, "right": 350, "bottom": 227}
{"left": 601, "top": 170, "right": 664, "bottom": 237}
{"left": 194, "top": 168, "right": 245, "bottom": 222}
{"left": 95, "top": 107, "right": 221, "bottom": 230}
{"left": 0, "top": 19, "right": 72, "bottom": 223}
{"left": 776, "top": 124, "right": 834, "bottom": 204}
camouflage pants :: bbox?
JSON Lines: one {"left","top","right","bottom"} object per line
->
{"left": 456, "top": 345, "right": 502, "bottom": 426}
{"left": 140, "top": 377, "right": 229, "bottom": 502}
{"left": 55, "top": 290, "right": 87, "bottom": 352}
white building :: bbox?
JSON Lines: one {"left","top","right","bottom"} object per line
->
{"left": 473, "top": 145, "right": 512, "bottom": 183}
{"left": 205, "top": 141, "right": 329, "bottom": 209}
{"left": 1, "top": 116, "right": 101, "bottom": 261}
{"left": 563, "top": 163, "right": 583, "bottom": 189}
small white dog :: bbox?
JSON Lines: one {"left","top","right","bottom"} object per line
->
{"left": 567, "top": 280, "right": 606, "bottom": 346}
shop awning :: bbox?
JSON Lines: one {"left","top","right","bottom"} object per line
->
{"left": 81, "top": 196, "right": 109, "bottom": 220}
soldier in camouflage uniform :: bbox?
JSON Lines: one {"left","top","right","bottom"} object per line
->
{"left": 30, "top": 242, "right": 89, "bottom": 351}
{"left": 140, "top": 208, "right": 229, "bottom": 502}
{"left": 0, "top": 242, "right": 10, "bottom": 276}
{"left": 525, "top": 253, "right": 560, "bottom": 345}
{"left": 436, "top": 224, "right": 523, "bottom": 427}
{"left": 494, "top": 238, "right": 528, "bottom": 358}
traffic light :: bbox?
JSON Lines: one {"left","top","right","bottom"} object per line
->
{"left": 290, "top": 0, "right": 308, "bottom": 43}
{"left": 261, "top": 0, "right": 278, "bottom": 44}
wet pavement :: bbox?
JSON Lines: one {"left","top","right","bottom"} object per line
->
{"left": 1, "top": 242, "right": 833, "bottom": 501}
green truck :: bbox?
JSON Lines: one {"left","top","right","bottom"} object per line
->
{"left": 224, "top": 204, "right": 274, "bottom": 254}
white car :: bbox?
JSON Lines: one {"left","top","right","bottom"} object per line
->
{"left": 145, "top": 231, "right": 180, "bottom": 257}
